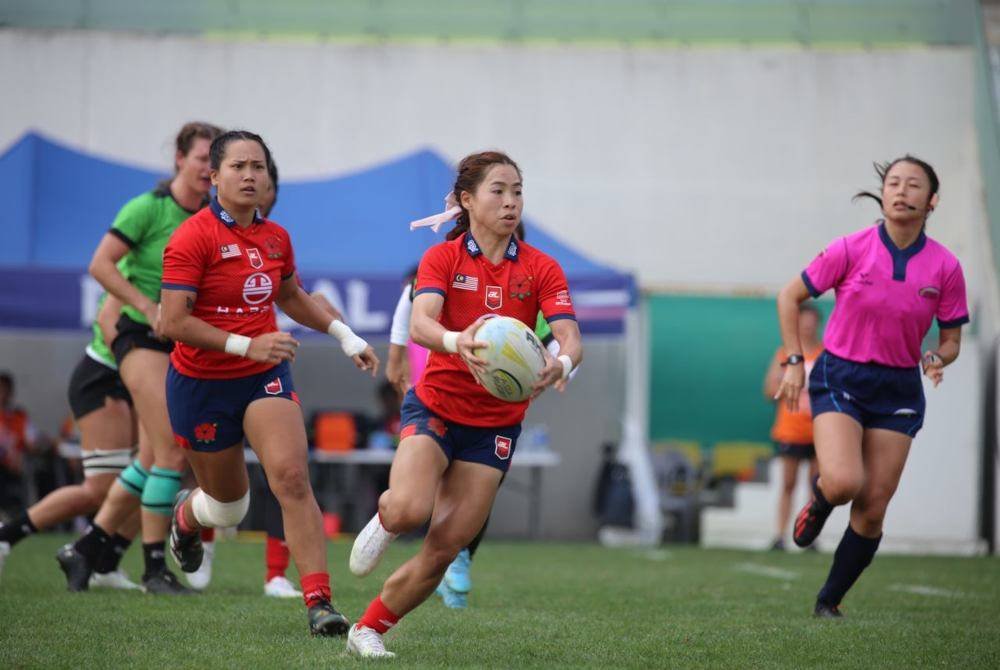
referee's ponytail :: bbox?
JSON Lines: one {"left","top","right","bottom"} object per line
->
{"left": 446, "top": 151, "right": 522, "bottom": 241}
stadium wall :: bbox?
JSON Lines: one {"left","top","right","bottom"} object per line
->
{"left": 1, "top": 26, "right": 996, "bottom": 548}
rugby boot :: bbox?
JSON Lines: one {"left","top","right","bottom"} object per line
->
{"left": 56, "top": 543, "right": 93, "bottom": 592}
{"left": 142, "top": 568, "right": 195, "bottom": 595}
{"left": 814, "top": 600, "right": 844, "bottom": 618}
{"left": 309, "top": 600, "right": 351, "bottom": 637}
{"left": 169, "top": 489, "right": 204, "bottom": 573}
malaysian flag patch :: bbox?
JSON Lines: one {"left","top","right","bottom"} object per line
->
{"left": 452, "top": 274, "right": 479, "bottom": 291}
{"left": 220, "top": 243, "right": 242, "bottom": 259}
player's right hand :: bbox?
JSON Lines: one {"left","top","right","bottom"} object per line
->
{"left": 456, "top": 317, "right": 490, "bottom": 376}
{"left": 247, "top": 332, "right": 299, "bottom": 364}
{"left": 144, "top": 304, "right": 165, "bottom": 340}
{"left": 774, "top": 363, "right": 806, "bottom": 413}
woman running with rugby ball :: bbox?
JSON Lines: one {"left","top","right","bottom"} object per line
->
{"left": 347, "top": 151, "right": 583, "bottom": 658}
{"left": 776, "top": 156, "right": 969, "bottom": 617}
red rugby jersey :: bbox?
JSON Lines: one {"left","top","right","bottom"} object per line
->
{"left": 161, "top": 197, "right": 296, "bottom": 379}
{"left": 414, "top": 232, "right": 576, "bottom": 427}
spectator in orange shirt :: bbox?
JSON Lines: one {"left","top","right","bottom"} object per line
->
{"left": 0, "top": 372, "right": 38, "bottom": 513}
{"left": 763, "top": 304, "right": 822, "bottom": 551}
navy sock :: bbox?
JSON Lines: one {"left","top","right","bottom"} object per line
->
{"left": 94, "top": 534, "right": 132, "bottom": 574}
{"left": 812, "top": 475, "right": 833, "bottom": 513}
{"left": 0, "top": 512, "right": 36, "bottom": 546}
{"left": 817, "top": 525, "right": 881, "bottom": 606}
{"left": 142, "top": 541, "right": 167, "bottom": 577}
{"left": 74, "top": 524, "right": 110, "bottom": 562}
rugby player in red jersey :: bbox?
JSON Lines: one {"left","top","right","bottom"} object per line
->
{"left": 158, "top": 130, "right": 379, "bottom": 637}
{"left": 347, "top": 151, "right": 583, "bottom": 658}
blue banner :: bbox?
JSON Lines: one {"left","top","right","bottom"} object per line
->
{"left": 0, "top": 268, "right": 631, "bottom": 336}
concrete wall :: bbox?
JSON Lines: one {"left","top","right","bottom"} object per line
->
{"left": 1, "top": 29, "right": 995, "bottom": 548}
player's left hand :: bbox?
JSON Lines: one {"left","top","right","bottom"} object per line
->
{"left": 530, "top": 355, "right": 564, "bottom": 398}
{"left": 352, "top": 345, "right": 380, "bottom": 378}
{"left": 922, "top": 350, "right": 944, "bottom": 387}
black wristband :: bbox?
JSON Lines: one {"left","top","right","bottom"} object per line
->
{"left": 781, "top": 354, "right": 804, "bottom": 367}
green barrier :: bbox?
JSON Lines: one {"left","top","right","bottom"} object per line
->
{"left": 0, "top": 0, "right": 977, "bottom": 45}
{"left": 647, "top": 293, "right": 832, "bottom": 448}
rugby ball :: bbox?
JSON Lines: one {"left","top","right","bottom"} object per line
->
{"left": 473, "top": 316, "right": 547, "bottom": 402}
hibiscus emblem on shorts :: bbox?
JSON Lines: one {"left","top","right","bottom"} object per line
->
{"left": 194, "top": 422, "right": 218, "bottom": 444}
{"left": 427, "top": 417, "right": 447, "bottom": 438}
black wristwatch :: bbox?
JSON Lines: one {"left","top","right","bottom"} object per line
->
{"left": 782, "top": 354, "right": 804, "bottom": 367}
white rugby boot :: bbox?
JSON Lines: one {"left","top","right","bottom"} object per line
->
{"left": 346, "top": 624, "right": 395, "bottom": 659}
{"left": 350, "top": 514, "right": 397, "bottom": 577}
{"left": 89, "top": 569, "right": 141, "bottom": 590}
{"left": 264, "top": 575, "right": 302, "bottom": 598}
{"left": 184, "top": 540, "right": 214, "bottom": 590}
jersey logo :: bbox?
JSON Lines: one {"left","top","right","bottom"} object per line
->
{"left": 243, "top": 272, "right": 273, "bottom": 305}
{"left": 264, "top": 378, "right": 283, "bottom": 395}
{"left": 220, "top": 243, "right": 242, "bottom": 259}
{"left": 555, "top": 289, "right": 572, "bottom": 307}
{"left": 509, "top": 274, "right": 532, "bottom": 300}
{"left": 494, "top": 435, "right": 512, "bottom": 460}
{"left": 919, "top": 286, "right": 941, "bottom": 299}
{"left": 485, "top": 285, "right": 503, "bottom": 310}
{"left": 264, "top": 236, "right": 284, "bottom": 260}
{"left": 247, "top": 248, "right": 264, "bottom": 269}
{"left": 452, "top": 274, "right": 479, "bottom": 291}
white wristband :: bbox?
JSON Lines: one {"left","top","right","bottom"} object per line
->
{"left": 558, "top": 354, "right": 573, "bottom": 381}
{"left": 442, "top": 331, "right": 460, "bottom": 353}
{"left": 327, "top": 319, "right": 369, "bottom": 357}
{"left": 224, "top": 333, "right": 251, "bottom": 357}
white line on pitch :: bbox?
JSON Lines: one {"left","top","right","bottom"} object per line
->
{"left": 888, "top": 584, "right": 965, "bottom": 598}
{"left": 733, "top": 563, "right": 800, "bottom": 580}
{"left": 636, "top": 549, "right": 673, "bottom": 561}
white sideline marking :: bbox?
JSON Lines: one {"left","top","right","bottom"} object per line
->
{"left": 888, "top": 584, "right": 965, "bottom": 598}
{"left": 733, "top": 563, "right": 800, "bottom": 581}
{"left": 636, "top": 550, "right": 673, "bottom": 561}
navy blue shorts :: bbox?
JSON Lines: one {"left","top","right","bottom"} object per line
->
{"left": 775, "top": 442, "right": 816, "bottom": 460}
{"left": 809, "top": 351, "right": 925, "bottom": 437}
{"left": 166, "top": 361, "right": 298, "bottom": 453}
{"left": 399, "top": 389, "right": 522, "bottom": 473}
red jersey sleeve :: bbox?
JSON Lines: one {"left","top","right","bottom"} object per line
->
{"left": 162, "top": 219, "right": 211, "bottom": 292}
{"left": 536, "top": 256, "right": 576, "bottom": 322}
{"left": 414, "top": 243, "right": 453, "bottom": 297}
{"left": 279, "top": 226, "right": 296, "bottom": 281}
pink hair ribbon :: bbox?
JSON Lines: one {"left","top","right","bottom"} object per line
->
{"left": 409, "top": 192, "right": 461, "bottom": 233}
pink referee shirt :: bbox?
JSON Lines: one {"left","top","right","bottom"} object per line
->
{"left": 802, "top": 222, "right": 969, "bottom": 368}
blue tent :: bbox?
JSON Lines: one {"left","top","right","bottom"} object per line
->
{"left": 0, "top": 131, "right": 632, "bottom": 335}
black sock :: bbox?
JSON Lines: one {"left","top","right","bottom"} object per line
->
{"left": 466, "top": 515, "right": 490, "bottom": 559}
{"left": 94, "top": 534, "right": 133, "bottom": 574}
{"left": 0, "top": 512, "right": 37, "bottom": 546}
{"left": 817, "top": 525, "right": 882, "bottom": 607}
{"left": 142, "top": 541, "right": 167, "bottom": 577}
{"left": 74, "top": 524, "right": 111, "bottom": 562}
{"left": 812, "top": 475, "right": 833, "bottom": 513}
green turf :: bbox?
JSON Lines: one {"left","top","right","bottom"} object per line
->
{"left": 1, "top": 535, "right": 998, "bottom": 668}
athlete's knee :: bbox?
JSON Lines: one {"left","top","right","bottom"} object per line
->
{"left": 268, "top": 462, "right": 311, "bottom": 503}
{"left": 155, "top": 447, "right": 187, "bottom": 471}
{"left": 192, "top": 489, "right": 250, "bottom": 528}
{"left": 117, "top": 459, "right": 150, "bottom": 498}
{"left": 819, "top": 472, "right": 863, "bottom": 505}
{"left": 422, "top": 533, "right": 466, "bottom": 573}
{"left": 378, "top": 495, "right": 431, "bottom": 534}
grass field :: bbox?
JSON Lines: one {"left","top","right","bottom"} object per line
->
{"left": 1, "top": 534, "right": 998, "bottom": 669}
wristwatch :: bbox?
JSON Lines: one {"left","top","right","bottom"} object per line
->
{"left": 782, "top": 354, "right": 804, "bottom": 366}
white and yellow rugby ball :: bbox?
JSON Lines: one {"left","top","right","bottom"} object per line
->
{"left": 473, "top": 316, "right": 547, "bottom": 402}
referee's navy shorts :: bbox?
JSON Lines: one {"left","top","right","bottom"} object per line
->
{"left": 809, "top": 351, "right": 925, "bottom": 437}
